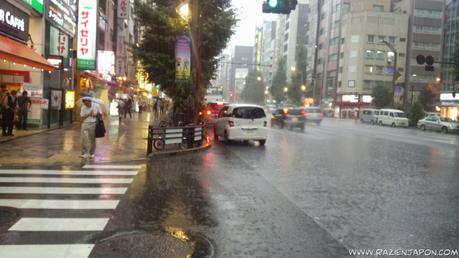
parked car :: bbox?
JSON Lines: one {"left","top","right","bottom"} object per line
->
{"left": 417, "top": 115, "right": 459, "bottom": 134}
{"left": 304, "top": 106, "right": 323, "bottom": 125}
{"left": 360, "top": 108, "right": 379, "bottom": 124}
{"left": 378, "top": 109, "right": 409, "bottom": 127}
{"left": 271, "top": 108, "right": 306, "bottom": 131}
{"left": 201, "top": 102, "right": 228, "bottom": 124}
{"left": 214, "top": 104, "right": 268, "bottom": 145}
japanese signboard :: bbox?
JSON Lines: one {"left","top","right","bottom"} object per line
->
{"left": 47, "top": 0, "right": 77, "bottom": 36}
{"left": 97, "top": 50, "right": 115, "bottom": 75}
{"left": 175, "top": 34, "right": 191, "bottom": 80}
{"left": 117, "top": 0, "right": 128, "bottom": 19}
{"left": 77, "top": 0, "right": 97, "bottom": 70}
{"left": 50, "top": 26, "right": 68, "bottom": 59}
{"left": 20, "top": 0, "right": 43, "bottom": 14}
{"left": 0, "top": 1, "right": 29, "bottom": 42}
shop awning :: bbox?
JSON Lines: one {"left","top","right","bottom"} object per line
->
{"left": 0, "top": 35, "right": 56, "bottom": 72}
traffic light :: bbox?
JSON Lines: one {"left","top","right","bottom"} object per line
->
{"left": 262, "top": 0, "right": 297, "bottom": 14}
{"left": 416, "top": 54, "right": 435, "bottom": 72}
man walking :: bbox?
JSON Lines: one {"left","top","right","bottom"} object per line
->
{"left": 17, "top": 91, "right": 31, "bottom": 130}
{"left": 80, "top": 97, "right": 101, "bottom": 158}
{"left": 1, "top": 90, "right": 17, "bottom": 136}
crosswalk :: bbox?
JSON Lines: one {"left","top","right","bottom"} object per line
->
{"left": 0, "top": 164, "right": 142, "bottom": 258}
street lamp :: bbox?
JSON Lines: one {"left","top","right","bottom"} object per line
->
{"left": 176, "top": 1, "right": 190, "bottom": 21}
{"left": 301, "top": 85, "right": 306, "bottom": 91}
{"left": 257, "top": 76, "right": 262, "bottom": 81}
{"left": 291, "top": 66, "right": 296, "bottom": 72}
{"left": 284, "top": 87, "right": 288, "bottom": 92}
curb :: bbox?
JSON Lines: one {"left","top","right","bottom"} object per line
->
{"left": 0, "top": 124, "right": 77, "bottom": 144}
{"left": 148, "top": 141, "right": 212, "bottom": 157}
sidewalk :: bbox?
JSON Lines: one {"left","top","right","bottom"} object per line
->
{"left": 0, "top": 127, "right": 65, "bottom": 143}
{"left": 0, "top": 112, "right": 158, "bottom": 166}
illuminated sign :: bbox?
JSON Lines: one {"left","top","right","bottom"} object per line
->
{"left": 118, "top": 0, "right": 128, "bottom": 18}
{"left": 0, "top": 1, "right": 29, "bottom": 42}
{"left": 47, "top": 55, "right": 63, "bottom": 69}
{"left": 50, "top": 26, "right": 68, "bottom": 58}
{"left": 20, "top": 0, "right": 43, "bottom": 14}
{"left": 342, "top": 94, "right": 359, "bottom": 103}
{"left": 97, "top": 50, "right": 115, "bottom": 75}
{"left": 47, "top": 0, "right": 77, "bottom": 36}
{"left": 77, "top": 0, "right": 97, "bottom": 70}
{"left": 440, "top": 93, "right": 459, "bottom": 101}
{"left": 65, "top": 90, "right": 75, "bottom": 109}
{"left": 362, "top": 95, "right": 373, "bottom": 103}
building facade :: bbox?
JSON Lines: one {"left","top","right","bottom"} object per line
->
{"left": 228, "top": 46, "right": 253, "bottom": 103}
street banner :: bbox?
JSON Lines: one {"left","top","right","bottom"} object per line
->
{"left": 77, "top": 0, "right": 97, "bottom": 70}
{"left": 50, "top": 26, "right": 68, "bottom": 59}
{"left": 175, "top": 34, "right": 191, "bottom": 80}
{"left": 117, "top": 0, "right": 128, "bottom": 19}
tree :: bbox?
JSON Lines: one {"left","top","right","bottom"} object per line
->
{"left": 289, "top": 45, "right": 308, "bottom": 105}
{"left": 408, "top": 102, "right": 425, "bottom": 127}
{"left": 133, "top": 0, "right": 237, "bottom": 116}
{"left": 271, "top": 58, "right": 287, "bottom": 103}
{"left": 372, "top": 84, "right": 392, "bottom": 108}
{"left": 454, "top": 34, "right": 459, "bottom": 83}
{"left": 418, "top": 83, "right": 440, "bottom": 111}
{"left": 241, "top": 71, "right": 265, "bottom": 104}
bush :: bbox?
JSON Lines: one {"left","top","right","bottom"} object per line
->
{"left": 408, "top": 102, "right": 425, "bottom": 127}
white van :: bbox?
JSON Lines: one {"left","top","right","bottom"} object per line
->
{"left": 378, "top": 109, "right": 409, "bottom": 127}
{"left": 360, "top": 108, "right": 379, "bottom": 124}
{"left": 215, "top": 104, "right": 268, "bottom": 145}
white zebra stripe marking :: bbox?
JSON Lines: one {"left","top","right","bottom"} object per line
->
{"left": 83, "top": 165, "right": 141, "bottom": 169}
{"left": 0, "top": 244, "right": 94, "bottom": 258}
{"left": 9, "top": 218, "right": 110, "bottom": 231}
{"left": 0, "top": 186, "right": 127, "bottom": 195}
{"left": 0, "top": 169, "right": 138, "bottom": 176}
{"left": 0, "top": 199, "right": 119, "bottom": 209}
{"left": 0, "top": 177, "right": 133, "bottom": 184}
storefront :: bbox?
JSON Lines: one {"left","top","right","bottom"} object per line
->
{"left": 336, "top": 94, "right": 374, "bottom": 119}
{"left": 0, "top": 0, "right": 55, "bottom": 127}
{"left": 439, "top": 92, "right": 459, "bottom": 121}
{"left": 43, "top": 0, "right": 77, "bottom": 126}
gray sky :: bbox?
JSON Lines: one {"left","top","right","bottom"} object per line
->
{"left": 227, "top": 0, "right": 276, "bottom": 51}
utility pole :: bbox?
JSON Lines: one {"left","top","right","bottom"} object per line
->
{"left": 381, "top": 40, "right": 398, "bottom": 107}
{"left": 191, "top": 0, "right": 201, "bottom": 123}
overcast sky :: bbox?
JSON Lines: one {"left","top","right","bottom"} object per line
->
{"left": 227, "top": 0, "right": 276, "bottom": 52}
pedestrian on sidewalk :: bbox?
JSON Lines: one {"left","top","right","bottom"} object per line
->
{"left": 1, "top": 90, "right": 17, "bottom": 136}
{"left": 79, "top": 97, "right": 102, "bottom": 158}
{"left": 17, "top": 91, "right": 31, "bottom": 130}
{"left": 125, "top": 97, "right": 133, "bottom": 118}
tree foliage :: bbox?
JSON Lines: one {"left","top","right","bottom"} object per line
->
{"left": 454, "top": 34, "right": 459, "bottom": 82}
{"left": 241, "top": 71, "right": 265, "bottom": 105}
{"left": 271, "top": 58, "right": 287, "bottom": 103}
{"left": 133, "top": 0, "right": 237, "bottom": 114}
{"left": 372, "top": 84, "right": 392, "bottom": 108}
{"left": 408, "top": 102, "right": 425, "bottom": 126}
{"left": 289, "top": 45, "right": 307, "bottom": 105}
{"left": 418, "top": 83, "right": 440, "bottom": 111}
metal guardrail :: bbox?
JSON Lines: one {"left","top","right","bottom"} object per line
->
{"left": 147, "top": 125, "right": 205, "bottom": 155}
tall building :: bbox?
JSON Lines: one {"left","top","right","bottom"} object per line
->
{"left": 443, "top": 0, "right": 459, "bottom": 92}
{"left": 393, "top": 0, "right": 445, "bottom": 104}
{"left": 337, "top": 10, "right": 409, "bottom": 117}
{"left": 260, "top": 21, "right": 277, "bottom": 88}
{"left": 228, "top": 46, "right": 253, "bottom": 102}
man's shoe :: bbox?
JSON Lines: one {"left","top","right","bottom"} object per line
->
{"left": 81, "top": 153, "right": 90, "bottom": 158}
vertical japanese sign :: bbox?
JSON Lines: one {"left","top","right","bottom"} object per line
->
{"left": 175, "top": 34, "right": 191, "bottom": 80}
{"left": 77, "top": 0, "right": 97, "bottom": 70}
{"left": 117, "top": 0, "right": 128, "bottom": 18}
{"left": 50, "top": 26, "right": 68, "bottom": 58}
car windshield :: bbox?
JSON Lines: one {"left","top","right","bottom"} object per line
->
{"left": 233, "top": 107, "right": 266, "bottom": 119}
{"left": 288, "top": 109, "right": 303, "bottom": 115}
{"left": 305, "top": 108, "right": 321, "bottom": 113}
{"left": 394, "top": 112, "right": 407, "bottom": 118}
{"left": 440, "top": 117, "right": 457, "bottom": 122}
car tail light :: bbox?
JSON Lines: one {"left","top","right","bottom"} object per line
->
{"left": 263, "top": 121, "right": 267, "bottom": 127}
{"left": 300, "top": 110, "right": 306, "bottom": 117}
{"left": 321, "top": 112, "right": 324, "bottom": 118}
{"left": 207, "top": 110, "right": 212, "bottom": 115}
{"left": 228, "top": 121, "right": 235, "bottom": 127}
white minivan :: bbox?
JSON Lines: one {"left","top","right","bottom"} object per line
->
{"left": 378, "top": 109, "right": 409, "bottom": 127}
{"left": 214, "top": 104, "right": 268, "bottom": 145}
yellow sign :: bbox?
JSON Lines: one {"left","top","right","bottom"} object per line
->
{"left": 65, "top": 91, "right": 75, "bottom": 109}
{"left": 304, "top": 98, "right": 314, "bottom": 107}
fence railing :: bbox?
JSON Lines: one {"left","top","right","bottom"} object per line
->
{"left": 147, "top": 125, "right": 205, "bottom": 155}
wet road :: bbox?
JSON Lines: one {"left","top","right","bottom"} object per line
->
{"left": 0, "top": 116, "right": 458, "bottom": 257}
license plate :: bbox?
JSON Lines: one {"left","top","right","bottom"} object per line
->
{"left": 291, "top": 118, "right": 298, "bottom": 122}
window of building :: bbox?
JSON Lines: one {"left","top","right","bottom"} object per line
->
{"left": 400, "top": 38, "right": 406, "bottom": 42}
{"left": 414, "top": 8, "right": 442, "bottom": 18}
{"left": 373, "top": 5, "right": 384, "bottom": 12}
{"left": 342, "top": 3, "right": 350, "bottom": 13}
{"left": 341, "top": 38, "right": 345, "bottom": 44}
{"left": 318, "top": 43, "right": 323, "bottom": 50}
{"left": 317, "top": 58, "right": 323, "bottom": 65}
{"left": 350, "top": 50, "right": 357, "bottom": 58}
{"left": 414, "top": 25, "right": 441, "bottom": 34}
{"left": 368, "top": 35, "right": 375, "bottom": 43}
{"left": 399, "top": 53, "right": 405, "bottom": 57}
{"left": 320, "top": 13, "right": 326, "bottom": 20}
{"left": 351, "top": 35, "right": 359, "bottom": 43}
{"left": 340, "top": 52, "right": 344, "bottom": 58}
{"left": 349, "top": 65, "right": 357, "bottom": 73}
{"left": 375, "top": 66, "right": 384, "bottom": 74}
{"left": 365, "top": 50, "right": 375, "bottom": 59}
{"left": 320, "top": 28, "right": 325, "bottom": 35}
{"left": 378, "top": 36, "right": 385, "bottom": 43}
{"left": 376, "top": 50, "right": 385, "bottom": 60}
{"left": 339, "top": 67, "right": 343, "bottom": 73}
{"left": 338, "top": 81, "right": 342, "bottom": 87}
{"left": 348, "top": 80, "right": 355, "bottom": 88}
{"left": 327, "top": 70, "right": 337, "bottom": 77}
{"left": 364, "top": 65, "right": 374, "bottom": 73}
{"left": 389, "top": 36, "right": 396, "bottom": 44}
{"left": 329, "top": 54, "right": 338, "bottom": 61}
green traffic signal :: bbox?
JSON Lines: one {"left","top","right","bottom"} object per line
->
{"left": 268, "top": 0, "right": 279, "bottom": 8}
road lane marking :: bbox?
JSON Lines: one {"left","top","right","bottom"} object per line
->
{"left": 82, "top": 165, "right": 141, "bottom": 169}
{"left": 0, "top": 170, "right": 138, "bottom": 176}
{"left": 0, "top": 186, "right": 127, "bottom": 195}
{"left": 0, "top": 199, "right": 119, "bottom": 209}
{"left": 0, "top": 177, "right": 133, "bottom": 184}
{"left": 9, "top": 218, "right": 110, "bottom": 231}
{"left": 0, "top": 244, "right": 94, "bottom": 258}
